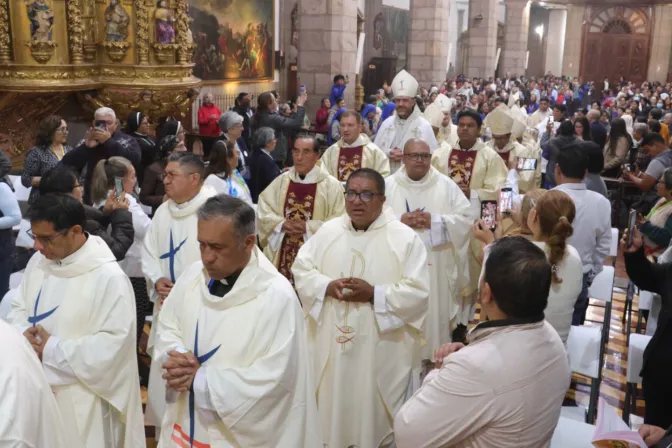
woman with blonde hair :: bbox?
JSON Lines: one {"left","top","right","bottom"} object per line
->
{"left": 91, "top": 156, "right": 152, "bottom": 372}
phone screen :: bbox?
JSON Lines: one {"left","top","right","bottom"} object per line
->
{"left": 114, "top": 176, "right": 123, "bottom": 198}
{"left": 517, "top": 157, "right": 538, "bottom": 171}
{"left": 299, "top": 84, "right": 306, "bottom": 95}
{"left": 499, "top": 188, "right": 513, "bottom": 215}
{"left": 481, "top": 201, "right": 497, "bottom": 231}
{"left": 95, "top": 120, "right": 107, "bottom": 130}
{"left": 626, "top": 209, "right": 637, "bottom": 247}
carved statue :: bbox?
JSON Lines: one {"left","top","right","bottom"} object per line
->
{"left": 154, "top": 0, "right": 175, "bottom": 44}
{"left": 25, "top": 0, "right": 54, "bottom": 42}
{"left": 104, "top": 0, "right": 130, "bottom": 42}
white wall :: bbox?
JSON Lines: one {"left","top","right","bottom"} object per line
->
{"left": 544, "top": 8, "right": 567, "bottom": 77}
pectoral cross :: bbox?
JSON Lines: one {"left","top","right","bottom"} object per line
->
{"left": 27, "top": 289, "right": 58, "bottom": 327}
{"left": 159, "top": 230, "right": 188, "bottom": 283}
{"left": 188, "top": 321, "right": 221, "bottom": 448}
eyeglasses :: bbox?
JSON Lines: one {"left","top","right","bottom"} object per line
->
{"left": 26, "top": 229, "right": 68, "bottom": 245}
{"left": 160, "top": 171, "right": 194, "bottom": 181}
{"left": 403, "top": 153, "right": 432, "bottom": 161}
{"left": 344, "top": 190, "right": 382, "bottom": 202}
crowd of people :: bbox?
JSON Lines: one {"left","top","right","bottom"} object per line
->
{"left": 1, "top": 67, "right": 672, "bottom": 448}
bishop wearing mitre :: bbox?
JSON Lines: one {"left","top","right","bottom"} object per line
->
{"left": 258, "top": 135, "right": 345, "bottom": 284}
{"left": 431, "top": 109, "right": 507, "bottom": 337}
{"left": 141, "top": 152, "right": 216, "bottom": 431}
{"left": 434, "top": 94, "right": 459, "bottom": 147}
{"left": 8, "top": 193, "right": 145, "bottom": 447}
{"left": 485, "top": 104, "right": 542, "bottom": 193}
{"left": 320, "top": 111, "right": 390, "bottom": 183}
{"left": 154, "top": 195, "right": 322, "bottom": 447}
{"left": 375, "top": 69, "right": 438, "bottom": 173}
{"left": 385, "top": 138, "right": 472, "bottom": 354}
{"left": 292, "top": 168, "right": 430, "bottom": 448}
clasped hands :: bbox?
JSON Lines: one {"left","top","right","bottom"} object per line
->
{"left": 23, "top": 325, "right": 52, "bottom": 361}
{"left": 389, "top": 148, "right": 403, "bottom": 162}
{"left": 326, "top": 278, "right": 374, "bottom": 303}
{"left": 162, "top": 350, "right": 200, "bottom": 392}
{"left": 401, "top": 210, "right": 431, "bottom": 230}
{"left": 281, "top": 219, "right": 307, "bottom": 237}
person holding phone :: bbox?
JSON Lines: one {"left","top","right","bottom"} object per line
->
{"left": 61, "top": 107, "right": 141, "bottom": 204}
{"left": 638, "top": 167, "right": 672, "bottom": 257}
{"left": 622, "top": 227, "right": 672, "bottom": 430}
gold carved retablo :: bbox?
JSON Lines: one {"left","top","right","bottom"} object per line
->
{"left": 101, "top": 41, "right": 131, "bottom": 62}
{"left": 25, "top": 40, "right": 57, "bottom": 64}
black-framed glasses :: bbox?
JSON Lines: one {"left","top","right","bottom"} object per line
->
{"left": 344, "top": 190, "right": 382, "bottom": 202}
{"left": 26, "top": 229, "right": 69, "bottom": 245}
{"left": 403, "top": 153, "right": 432, "bottom": 161}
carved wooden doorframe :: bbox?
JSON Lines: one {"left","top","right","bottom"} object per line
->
{"left": 579, "top": 7, "right": 652, "bottom": 85}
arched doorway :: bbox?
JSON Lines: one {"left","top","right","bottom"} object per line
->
{"left": 580, "top": 7, "right": 651, "bottom": 84}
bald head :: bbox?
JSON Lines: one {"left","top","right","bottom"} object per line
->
{"left": 403, "top": 138, "right": 432, "bottom": 181}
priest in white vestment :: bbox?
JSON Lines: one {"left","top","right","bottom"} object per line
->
{"left": 375, "top": 70, "right": 438, "bottom": 173}
{"left": 8, "top": 193, "right": 145, "bottom": 448}
{"left": 321, "top": 111, "right": 391, "bottom": 182}
{"left": 155, "top": 195, "right": 322, "bottom": 447}
{"left": 431, "top": 110, "right": 507, "bottom": 334}
{"left": 385, "top": 139, "right": 472, "bottom": 355}
{"left": 484, "top": 104, "right": 542, "bottom": 194}
{"left": 434, "top": 94, "right": 459, "bottom": 147}
{"left": 527, "top": 97, "right": 553, "bottom": 129}
{"left": 141, "top": 152, "right": 216, "bottom": 429}
{"left": 0, "top": 319, "right": 80, "bottom": 448}
{"left": 292, "top": 168, "right": 430, "bottom": 448}
{"left": 258, "top": 135, "right": 345, "bottom": 284}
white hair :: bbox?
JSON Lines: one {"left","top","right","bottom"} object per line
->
{"left": 94, "top": 107, "right": 116, "bottom": 120}
{"left": 218, "top": 110, "right": 244, "bottom": 133}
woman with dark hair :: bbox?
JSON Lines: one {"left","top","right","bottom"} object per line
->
{"left": 139, "top": 134, "right": 185, "bottom": 213}
{"left": 21, "top": 115, "right": 72, "bottom": 203}
{"left": 574, "top": 116, "right": 592, "bottom": 142}
{"left": 125, "top": 111, "right": 156, "bottom": 184}
{"left": 526, "top": 93, "right": 539, "bottom": 115}
{"left": 603, "top": 117, "right": 633, "bottom": 177}
{"left": 203, "top": 140, "right": 253, "bottom": 205}
{"left": 251, "top": 91, "right": 306, "bottom": 169}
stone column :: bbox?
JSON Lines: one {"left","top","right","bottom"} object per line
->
{"left": 544, "top": 8, "right": 567, "bottom": 76}
{"left": 467, "top": 0, "right": 499, "bottom": 79}
{"left": 647, "top": 4, "right": 672, "bottom": 83}
{"left": 297, "top": 0, "right": 358, "bottom": 113}
{"left": 500, "top": 0, "right": 530, "bottom": 77}
{"left": 407, "top": 0, "right": 451, "bottom": 85}
{"left": 561, "top": 4, "right": 584, "bottom": 78}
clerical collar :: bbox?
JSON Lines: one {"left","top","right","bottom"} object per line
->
{"left": 220, "top": 270, "right": 242, "bottom": 288}
{"left": 472, "top": 313, "right": 545, "bottom": 332}
{"left": 299, "top": 174, "right": 306, "bottom": 180}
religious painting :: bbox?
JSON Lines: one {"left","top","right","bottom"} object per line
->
{"left": 25, "top": 0, "right": 54, "bottom": 42}
{"left": 381, "top": 6, "right": 408, "bottom": 74}
{"left": 189, "top": 0, "right": 275, "bottom": 82}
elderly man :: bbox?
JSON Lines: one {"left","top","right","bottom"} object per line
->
{"left": 141, "top": 153, "right": 216, "bottom": 433}
{"left": 197, "top": 93, "right": 222, "bottom": 137}
{"left": 485, "top": 104, "right": 541, "bottom": 193}
{"left": 375, "top": 70, "right": 438, "bottom": 173}
{"left": 62, "top": 107, "right": 141, "bottom": 204}
{"left": 385, "top": 138, "right": 471, "bottom": 355}
{"left": 321, "top": 111, "right": 390, "bottom": 182}
{"left": 434, "top": 94, "right": 458, "bottom": 147}
{"left": 292, "top": 168, "right": 430, "bottom": 448}
{"left": 258, "top": 135, "right": 345, "bottom": 285}
{"left": 8, "top": 194, "right": 145, "bottom": 447}
{"left": 154, "top": 195, "right": 322, "bottom": 447}
{"left": 217, "top": 110, "right": 249, "bottom": 178}
{"left": 394, "top": 237, "right": 570, "bottom": 448}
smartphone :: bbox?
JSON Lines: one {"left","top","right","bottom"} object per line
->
{"left": 299, "top": 84, "right": 306, "bottom": 95}
{"left": 114, "top": 176, "right": 123, "bottom": 198}
{"left": 623, "top": 163, "right": 632, "bottom": 172}
{"left": 517, "top": 157, "right": 538, "bottom": 171}
{"left": 481, "top": 201, "right": 497, "bottom": 231}
{"left": 626, "top": 209, "right": 637, "bottom": 247}
{"left": 499, "top": 188, "right": 513, "bottom": 215}
{"left": 95, "top": 119, "right": 107, "bottom": 130}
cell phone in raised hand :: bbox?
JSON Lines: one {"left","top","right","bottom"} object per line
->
{"left": 481, "top": 201, "right": 497, "bottom": 231}
{"left": 114, "top": 176, "right": 124, "bottom": 198}
{"left": 95, "top": 120, "right": 107, "bottom": 130}
{"left": 517, "top": 157, "right": 538, "bottom": 171}
{"left": 626, "top": 209, "right": 637, "bottom": 247}
{"left": 499, "top": 188, "right": 513, "bottom": 215}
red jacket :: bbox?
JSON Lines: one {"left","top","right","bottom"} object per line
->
{"left": 315, "top": 106, "right": 330, "bottom": 133}
{"left": 198, "top": 104, "right": 222, "bottom": 136}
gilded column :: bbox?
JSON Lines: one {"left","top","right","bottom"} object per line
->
{"left": 135, "top": 0, "right": 150, "bottom": 64}
{"left": 175, "top": 0, "right": 189, "bottom": 64}
{"left": 67, "top": 0, "right": 84, "bottom": 64}
{"left": 0, "top": 0, "right": 11, "bottom": 62}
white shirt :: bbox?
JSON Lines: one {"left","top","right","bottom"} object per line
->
{"left": 553, "top": 183, "right": 612, "bottom": 274}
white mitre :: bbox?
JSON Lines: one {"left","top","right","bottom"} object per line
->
{"left": 391, "top": 69, "right": 419, "bottom": 98}
{"left": 485, "top": 104, "right": 514, "bottom": 136}
{"left": 508, "top": 91, "right": 521, "bottom": 108}
{"left": 511, "top": 116, "right": 527, "bottom": 140}
{"left": 424, "top": 103, "right": 444, "bottom": 129}
{"left": 434, "top": 94, "right": 454, "bottom": 113}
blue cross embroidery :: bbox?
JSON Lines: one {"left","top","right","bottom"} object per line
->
{"left": 159, "top": 230, "right": 188, "bottom": 283}
{"left": 188, "top": 321, "right": 221, "bottom": 448}
{"left": 27, "top": 289, "right": 58, "bottom": 327}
